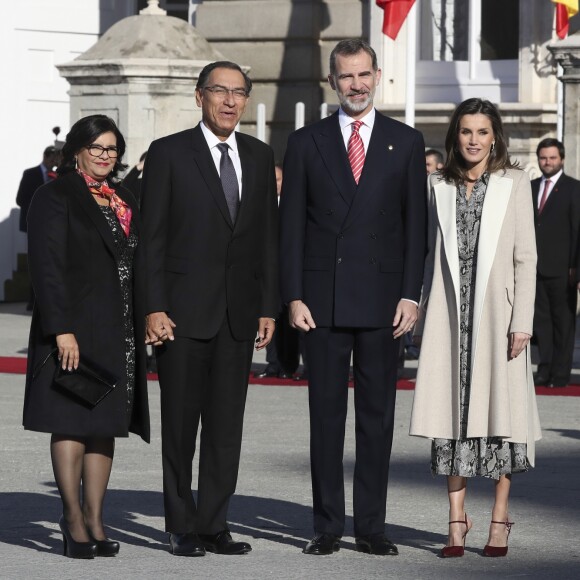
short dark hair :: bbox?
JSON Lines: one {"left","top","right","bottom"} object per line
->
{"left": 57, "top": 114, "right": 127, "bottom": 178}
{"left": 329, "top": 39, "right": 378, "bottom": 77}
{"left": 425, "top": 148, "right": 444, "bottom": 165}
{"left": 196, "top": 61, "right": 252, "bottom": 96}
{"left": 536, "top": 137, "right": 565, "bottom": 159}
{"left": 43, "top": 146, "right": 58, "bottom": 157}
{"left": 441, "top": 98, "right": 517, "bottom": 186}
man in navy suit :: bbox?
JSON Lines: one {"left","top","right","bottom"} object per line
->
{"left": 280, "top": 39, "right": 426, "bottom": 556}
{"left": 16, "top": 145, "right": 60, "bottom": 310}
{"left": 531, "top": 138, "right": 580, "bottom": 387}
{"left": 16, "top": 145, "right": 60, "bottom": 233}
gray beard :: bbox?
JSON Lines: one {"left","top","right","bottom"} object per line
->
{"left": 338, "top": 92, "right": 373, "bottom": 115}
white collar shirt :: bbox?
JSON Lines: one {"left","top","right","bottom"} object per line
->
{"left": 338, "top": 107, "right": 375, "bottom": 152}
{"left": 538, "top": 169, "right": 563, "bottom": 208}
{"left": 200, "top": 121, "right": 243, "bottom": 199}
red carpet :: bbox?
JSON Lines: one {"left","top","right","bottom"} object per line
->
{"left": 2, "top": 357, "right": 579, "bottom": 396}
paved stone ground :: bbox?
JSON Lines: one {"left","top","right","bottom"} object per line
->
{"left": 1, "top": 302, "right": 579, "bottom": 579}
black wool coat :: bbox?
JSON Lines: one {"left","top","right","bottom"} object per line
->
{"left": 22, "top": 172, "right": 150, "bottom": 442}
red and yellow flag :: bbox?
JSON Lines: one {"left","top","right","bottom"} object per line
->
{"left": 376, "top": 0, "right": 416, "bottom": 40}
{"left": 553, "top": 0, "right": 579, "bottom": 39}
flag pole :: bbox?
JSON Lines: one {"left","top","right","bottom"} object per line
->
{"left": 405, "top": 1, "right": 417, "bottom": 128}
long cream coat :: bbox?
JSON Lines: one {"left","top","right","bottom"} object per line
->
{"left": 410, "top": 169, "right": 542, "bottom": 465}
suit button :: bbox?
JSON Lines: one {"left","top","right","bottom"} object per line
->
{"left": 326, "top": 209, "right": 334, "bottom": 215}
{"left": 370, "top": 233, "right": 377, "bottom": 239}
{"left": 380, "top": 210, "right": 386, "bottom": 215}
{"left": 338, "top": 233, "right": 344, "bottom": 239}
{"left": 337, "top": 258, "right": 342, "bottom": 264}
{"left": 369, "top": 258, "right": 376, "bottom": 264}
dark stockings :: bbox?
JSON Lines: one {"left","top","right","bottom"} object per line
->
{"left": 50, "top": 435, "right": 115, "bottom": 542}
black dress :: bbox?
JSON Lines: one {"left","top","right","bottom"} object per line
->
{"left": 99, "top": 205, "right": 138, "bottom": 417}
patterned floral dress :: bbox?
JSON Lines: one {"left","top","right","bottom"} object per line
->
{"left": 430, "top": 174, "right": 530, "bottom": 480}
{"left": 99, "top": 205, "right": 138, "bottom": 419}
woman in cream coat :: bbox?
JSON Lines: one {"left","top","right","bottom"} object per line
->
{"left": 411, "top": 99, "right": 541, "bottom": 558}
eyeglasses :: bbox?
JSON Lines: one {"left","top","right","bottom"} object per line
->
{"left": 86, "top": 144, "right": 119, "bottom": 159}
{"left": 203, "top": 85, "right": 248, "bottom": 100}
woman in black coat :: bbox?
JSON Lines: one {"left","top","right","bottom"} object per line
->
{"left": 23, "top": 115, "right": 150, "bottom": 559}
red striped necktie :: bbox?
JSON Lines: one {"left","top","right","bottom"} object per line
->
{"left": 348, "top": 120, "right": 365, "bottom": 184}
{"left": 538, "top": 179, "right": 551, "bottom": 214}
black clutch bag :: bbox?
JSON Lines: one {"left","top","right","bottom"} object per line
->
{"left": 53, "top": 356, "right": 119, "bottom": 408}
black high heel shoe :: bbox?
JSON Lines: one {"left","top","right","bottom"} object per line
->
{"left": 88, "top": 534, "right": 120, "bottom": 557}
{"left": 59, "top": 516, "right": 97, "bottom": 559}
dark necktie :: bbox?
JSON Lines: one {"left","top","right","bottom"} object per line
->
{"left": 538, "top": 179, "right": 551, "bottom": 214}
{"left": 217, "top": 143, "right": 240, "bottom": 223}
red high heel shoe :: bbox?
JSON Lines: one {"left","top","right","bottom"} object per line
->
{"left": 441, "top": 513, "right": 470, "bottom": 558}
{"left": 483, "top": 520, "right": 513, "bottom": 557}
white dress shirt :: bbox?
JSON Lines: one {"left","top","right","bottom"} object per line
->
{"left": 200, "top": 121, "right": 243, "bottom": 199}
{"left": 338, "top": 107, "right": 375, "bottom": 153}
{"left": 538, "top": 169, "right": 563, "bottom": 209}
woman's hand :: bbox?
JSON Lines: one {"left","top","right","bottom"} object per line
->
{"left": 509, "top": 332, "right": 531, "bottom": 360}
{"left": 56, "top": 333, "right": 80, "bottom": 370}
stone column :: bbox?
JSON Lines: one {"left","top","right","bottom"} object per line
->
{"left": 58, "top": 2, "right": 223, "bottom": 165}
{"left": 550, "top": 32, "right": 580, "bottom": 177}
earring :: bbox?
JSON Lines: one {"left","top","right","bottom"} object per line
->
{"left": 490, "top": 142, "right": 495, "bottom": 153}
{"left": 74, "top": 157, "right": 78, "bottom": 170}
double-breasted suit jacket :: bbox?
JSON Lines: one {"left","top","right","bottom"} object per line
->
{"left": 22, "top": 172, "right": 150, "bottom": 442}
{"left": 142, "top": 125, "right": 279, "bottom": 338}
{"left": 280, "top": 111, "right": 426, "bottom": 323}
{"left": 280, "top": 109, "right": 426, "bottom": 538}
{"left": 531, "top": 173, "right": 580, "bottom": 278}
{"left": 411, "top": 169, "right": 541, "bottom": 464}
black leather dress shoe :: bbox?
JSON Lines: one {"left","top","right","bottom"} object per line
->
{"left": 549, "top": 380, "right": 568, "bottom": 388}
{"left": 199, "top": 531, "right": 251, "bottom": 555}
{"left": 169, "top": 533, "right": 206, "bottom": 556}
{"left": 278, "top": 371, "right": 294, "bottom": 379}
{"left": 255, "top": 368, "right": 279, "bottom": 378}
{"left": 355, "top": 534, "right": 399, "bottom": 556}
{"left": 303, "top": 533, "right": 340, "bottom": 555}
{"left": 533, "top": 373, "right": 551, "bottom": 386}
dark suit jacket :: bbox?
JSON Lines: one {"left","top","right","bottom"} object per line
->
{"left": 280, "top": 111, "right": 426, "bottom": 328}
{"left": 140, "top": 125, "right": 278, "bottom": 341}
{"left": 122, "top": 166, "right": 143, "bottom": 206}
{"left": 16, "top": 165, "right": 45, "bottom": 232}
{"left": 23, "top": 172, "right": 150, "bottom": 442}
{"left": 531, "top": 173, "right": 580, "bottom": 278}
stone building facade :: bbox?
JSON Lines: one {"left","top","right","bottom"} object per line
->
{"left": 0, "top": 0, "right": 573, "bottom": 300}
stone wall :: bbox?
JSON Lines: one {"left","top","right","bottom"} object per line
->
{"left": 195, "top": 0, "right": 367, "bottom": 159}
